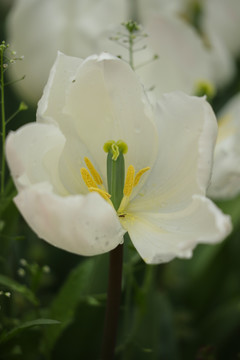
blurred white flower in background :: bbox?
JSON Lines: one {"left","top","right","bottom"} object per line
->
{"left": 6, "top": 0, "right": 236, "bottom": 105}
{"left": 201, "top": 0, "right": 240, "bottom": 58}
{"left": 137, "top": 0, "right": 236, "bottom": 89}
{"left": 6, "top": 0, "right": 128, "bottom": 104}
{"left": 5, "top": 53, "right": 231, "bottom": 263}
{"left": 134, "top": 13, "right": 214, "bottom": 98}
{"left": 208, "top": 93, "right": 240, "bottom": 200}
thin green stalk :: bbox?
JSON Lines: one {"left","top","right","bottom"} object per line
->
{"left": 0, "top": 47, "right": 6, "bottom": 195}
{"left": 129, "top": 35, "right": 134, "bottom": 70}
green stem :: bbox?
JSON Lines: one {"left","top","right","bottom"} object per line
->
{"left": 0, "top": 47, "right": 6, "bottom": 195}
{"left": 101, "top": 244, "right": 123, "bottom": 360}
{"left": 129, "top": 35, "right": 134, "bottom": 70}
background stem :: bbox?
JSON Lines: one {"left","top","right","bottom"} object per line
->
{"left": 101, "top": 244, "right": 123, "bottom": 360}
{"left": 0, "top": 46, "right": 6, "bottom": 195}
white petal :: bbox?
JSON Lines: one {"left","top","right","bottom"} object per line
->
{"left": 207, "top": 32, "right": 236, "bottom": 88}
{"left": 137, "top": 0, "right": 184, "bottom": 19}
{"left": 124, "top": 195, "right": 231, "bottom": 264}
{"left": 37, "top": 53, "right": 97, "bottom": 194}
{"left": 137, "top": 14, "right": 214, "bottom": 97}
{"left": 37, "top": 51, "right": 83, "bottom": 126}
{"left": 63, "top": 53, "right": 159, "bottom": 180}
{"left": 130, "top": 92, "right": 217, "bottom": 212}
{"left": 208, "top": 93, "right": 240, "bottom": 199}
{"left": 6, "top": 0, "right": 128, "bottom": 104}
{"left": 6, "top": 123, "right": 67, "bottom": 195}
{"left": 202, "top": 0, "right": 240, "bottom": 57}
{"left": 14, "top": 183, "right": 125, "bottom": 256}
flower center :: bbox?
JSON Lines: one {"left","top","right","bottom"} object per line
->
{"left": 80, "top": 140, "right": 150, "bottom": 217}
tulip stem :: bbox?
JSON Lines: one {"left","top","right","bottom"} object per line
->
{"left": 0, "top": 44, "right": 6, "bottom": 195}
{"left": 101, "top": 243, "right": 123, "bottom": 360}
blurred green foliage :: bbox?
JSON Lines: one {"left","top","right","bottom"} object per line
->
{"left": 1, "top": 2, "right": 240, "bottom": 360}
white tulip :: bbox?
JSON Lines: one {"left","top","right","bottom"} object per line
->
{"left": 6, "top": 0, "right": 128, "bottom": 104}
{"left": 202, "top": 0, "right": 240, "bottom": 58}
{"left": 135, "top": 1, "right": 235, "bottom": 89}
{"left": 6, "top": 52, "right": 231, "bottom": 263}
{"left": 136, "top": 13, "right": 214, "bottom": 98}
{"left": 208, "top": 93, "right": 240, "bottom": 200}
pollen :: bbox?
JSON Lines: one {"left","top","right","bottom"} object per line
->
{"left": 123, "top": 165, "right": 135, "bottom": 197}
{"left": 134, "top": 167, "right": 150, "bottom": 187}
{"left": 118, "top": 165, "right": 150, "bottom": 214}
{"left": 80, "top": 168, "right": 98, "bottom": 189}
{"left": 84, "top": 157, "right": 103, "bottom": 185}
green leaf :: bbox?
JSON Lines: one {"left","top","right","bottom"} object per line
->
{"left": 0, "top": 274, "right": 39, "bottom": 305}
{"left": 0, "top": 219, "right": 4, "bottom": 232}
{"left": 216, "top": 194, "right": 240, "bottom": 228}
{"left": 45, "top": 255, "right": 109, "bottom": 350}
{"left": 0, "top": 319, "right": 60, "bottom": 345}
{"left": 0, "top": 194, "right": 15, "bottom": 216}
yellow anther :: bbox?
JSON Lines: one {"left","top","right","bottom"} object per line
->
{"left": 123, "top": 165, "right": 135, "bottom": 197}
{"left": 88, "top": 187, "right": 112, "bottom": 202}
{"left": 80, "top": 168, "right": 98, "bottom": 189}
{"left": 84, "top": 157, "right": 103, "bottom": 185}
{"left": 134, "top": 167, "right": 150, "bottom": 187}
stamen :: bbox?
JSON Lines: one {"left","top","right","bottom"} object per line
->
{"left": 123, "top": 165, "right": 135, "bottom": 197}
{"left": 134, "top": 167, "right": 150, "bottom": 187}
{"left": 88, "top": 187, "right": 112, "bottom": 203}
{"left": 80, "top": 168, "right": 98, "bottom": 189}
{"left": 84, "top": 157, "right": 103, "bottom": 185}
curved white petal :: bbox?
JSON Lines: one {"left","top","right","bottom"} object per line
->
{"left": 207, "top": 32, "right": 235, "bottom": 88}
{"left": 208, "top": 93, "right": 240, "bottom": 199}
{"left": 37, "top": 51, "right": 83, "bottom": 127}
{"left": 136, "top": 0, "right": 186, "bottom": 22}
{"left": 6, "top": 0, "right": 128, "bottom": 104}
{"left": 6, "top": 123, "right": 67, "bottom": 195}
{"left": 63, "top": 53, "right": 159, "bottom": 183}
{"left": 14, "top": 183, "right": 125, "bottom": 256}
{"left": 123, "top": 195, "right": 231, "bottom": 264}
{"left": 202, "top": 0, "right": 240, "bottom": 57}
{"left": 137, "top": 14, "right": 213, "bottom": 97}
{"left": 130, "top": 92, "right": 217, "bottom": 212}
{"left": 37, "top": 52, "right": 97, "bottom": 194}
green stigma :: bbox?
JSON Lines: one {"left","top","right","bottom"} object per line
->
{"left": 103, "top": 140, "right": 128, "bottom": 161}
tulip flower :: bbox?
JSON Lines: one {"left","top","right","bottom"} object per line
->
{"left": 6, "top": 52, "right": 231, "bottom": 263}
{"left": 135, "top": 13, "right": 214, "bottom": 98}
{"left": 6, "top": 0, "right": 128, "bottom": 104}
{"left": 201, "top": 0, "right": 240, "bottom": 58}
{"left": 135, "top": 1, "right": 235, "bottom": 89}
{"left": 208, "top": 93, "right": 240, "bottom": 200}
